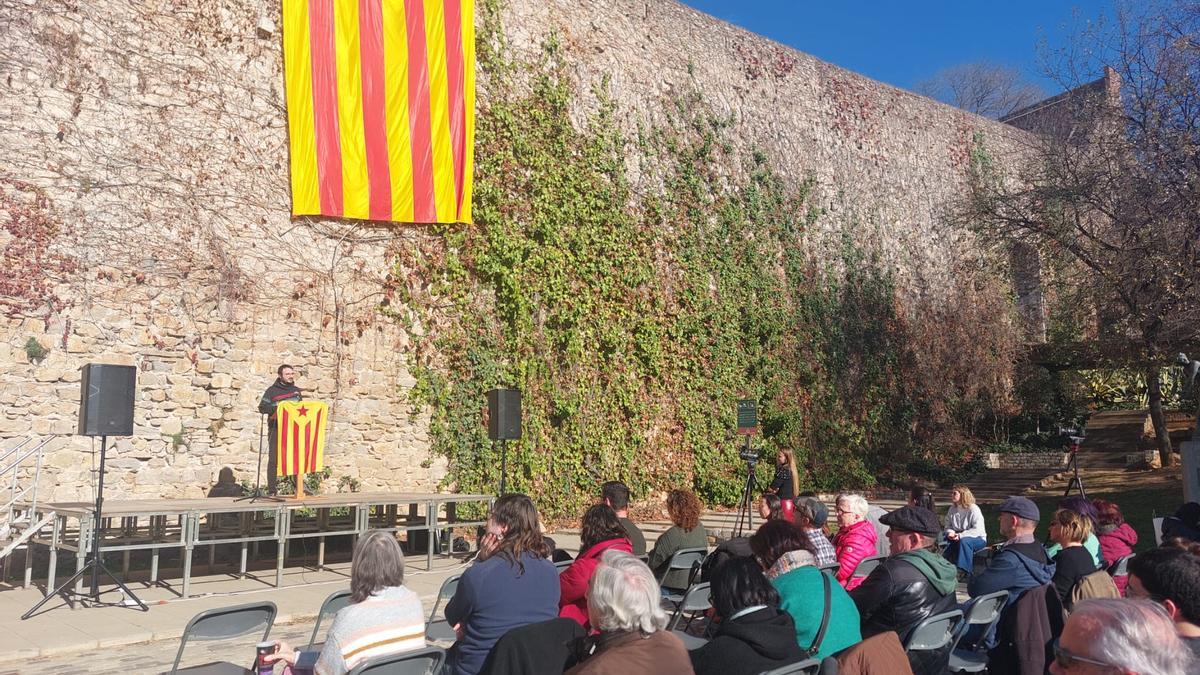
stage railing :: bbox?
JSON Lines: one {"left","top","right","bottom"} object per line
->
{"left": 21, "top": 491, "right": 493, "bottom": 600}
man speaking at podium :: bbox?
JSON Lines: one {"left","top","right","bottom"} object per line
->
{"left": 258, "top": 364, "right": 302, "bottom": 495}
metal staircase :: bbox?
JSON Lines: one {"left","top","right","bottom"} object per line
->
{"left": 0, "top": 436, "right": 56, "bottom": 583}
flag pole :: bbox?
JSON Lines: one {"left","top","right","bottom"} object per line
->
{"left": 295, "top": 473, "right": 306, "bottom": 500}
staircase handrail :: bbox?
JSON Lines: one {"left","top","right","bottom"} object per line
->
{"left": 0, "top": 437, "right": 33, "bottom": 469}
{"left": 2, "top": 436, "right": 53, "bottom": 528}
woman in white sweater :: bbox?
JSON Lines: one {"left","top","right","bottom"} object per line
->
{"left": 943, "top": 485, "right": 987, "bottom": 578}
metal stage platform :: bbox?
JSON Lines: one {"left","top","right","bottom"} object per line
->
{"left": 20, "top": 491, "right": 493, "bottom": 599}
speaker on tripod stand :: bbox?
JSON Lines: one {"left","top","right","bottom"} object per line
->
{"left": 488, "top": 389, "right": 521, "bottom": 495}
{"left": 24, "top": 363, "right": 148, "bottom": 619}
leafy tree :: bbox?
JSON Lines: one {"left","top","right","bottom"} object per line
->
{"left": 964, "top": 1, "right": 1200, "bottom": 462}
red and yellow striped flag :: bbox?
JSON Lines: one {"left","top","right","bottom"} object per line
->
{"left": 276, "top": 401, "right": 329, "bottom": 475}
{"left": 283, "top": 0, "right": 475, "bottom": 223}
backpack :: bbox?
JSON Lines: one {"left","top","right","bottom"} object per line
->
{"left": 1066, "top": 569, "right": 1120, "bottom": 613}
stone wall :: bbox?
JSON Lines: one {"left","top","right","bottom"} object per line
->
{"left": 0, "top": 0, "right": 1033, "bottom": 501}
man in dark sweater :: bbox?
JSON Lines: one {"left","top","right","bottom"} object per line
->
{"left": 257, "top": 364, "right": 302, "bottom": 495}
{"left": 601, "top": 480, "right": 646, "bottom": 556}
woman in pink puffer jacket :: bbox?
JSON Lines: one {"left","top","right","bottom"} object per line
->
{"left": 832, "top": 493, "right": 878, "bottom": 590}
{"left": 1094, "top": 499, "right": 1138, "bottom": 594}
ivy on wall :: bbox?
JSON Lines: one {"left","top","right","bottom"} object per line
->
{"left": 385, "top": 2, "right": 1019, "bottom": 519}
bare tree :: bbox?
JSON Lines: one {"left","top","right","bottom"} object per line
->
{"left": 914, "top": 61, "right": 1047, "bottom": 119}
{"left": 964, "top": 1, "right": 1200, "bottom": 462}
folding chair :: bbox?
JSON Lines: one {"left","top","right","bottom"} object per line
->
{"left": 903, "top": 609, "right": 963, "bottom": 671}
{"left": 307, "top": 588, "right": 353, "bottom": 650}
{"left": 554, "top": 559, "right": 574, "bottom": 574}
{"left": 948, "top": 591, "right": 1008, "bottom": 672}
{"left": 668, "top": 581, "right": 712, "bottom": 649}
{"left": 169, "top": 601, "right": 277, "bottom": 674}
{"left": 850, "top": 554, "right": 886, "bottom": 580}
{"left": 1108, "top": 553, "right": 1135, "bottom": 577}
{"left": 757, "top": 656, "right": 822, "bottom": 674}
{"left": 818, "top": 561, "right": 840, "bottom": 575}
{"left": 656, "top": 547, "right": 707, "bottom": 606}
{"left": 425, "top": 573, "right": 462, "bottom": 642}
{"left": 347, "top": 645, "right": 447, "bottom": 675}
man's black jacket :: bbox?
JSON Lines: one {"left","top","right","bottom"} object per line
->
{"left": 258, "top": 378, "right": 301, "bottom": 419}
{"left": 850, "top": 555, "right": 959, "bottom": 675}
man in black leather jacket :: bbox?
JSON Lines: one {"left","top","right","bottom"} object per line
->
{"left": 850, "top": 505, "right": 959, "bottom": 675}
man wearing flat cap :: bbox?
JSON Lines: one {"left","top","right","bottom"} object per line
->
{"left": 966, "top": 496, "right": 1055, "bottom": 649}
{"left": 849, "top": 505, "right": 959, "bottom": 674}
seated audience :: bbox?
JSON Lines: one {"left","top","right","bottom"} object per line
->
{"left": 688, "top": 556, "right": 805, "bottom": 675}
{"left": 849, "top": 506, "right": 957, "bottom": 675}
{"left": 832, "top": 493, "right": 878, "bottom": 589}
{"left": 1094, "top": 499, "right": 1137, "bottom": 595}
{"left": 942, "top": 484, "right": 986, "bottom": 578}
{"left": 1046, "top": 496, "right": 1103, "bottom": 568}
{"left": 565, "top": 550, "right": 693, "bottom": 675}
{"left": 700, "top": 493, "right": 787, "bottom": 581}
{"left": 750, "top": 519, "right": 862, "bottom": 659}
{"left": 1162, "top": 502, "right": 1200, "bottom": 542}
{"left": 601, "top": 480, "right": 646, "bottom": 556}
{"left": 263, "top": 530, "right": 424, "bottom": 674}
{"left": 1094, "top": 499, "right": 1136, "bottom": 558}
{"left": 795, "top": 497, "right": 836, "bottom": 568}
{"left": 1126, "top": 545, "right": 1200, "bottom": 660}
{"left": 445, "top": 494, "right": 559, "bottom": 675}
{"left": 759, "top": 493, "right": 792, "bottom": 522}
{"left": 559, "top": 504, "right": 633, "bottom": 629}
{"left": 646, "top": 489, "right": 707, "bottom": 590}
{"left": 1047, "top": 508, "right": 1098, "bottom": 607}
{"left": 908, "top": 486, "right": 937, "bottom": 517}
{"left": 1049, "top": 599, "right": 1193, "bottom": 675}
{"left": 967, "top": 496, "right": 1054, "bottom": 648}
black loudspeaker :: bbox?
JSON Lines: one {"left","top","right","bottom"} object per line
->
{"left": 487, "top": 388, "right": 521, "bottom": 440}
{"left": 78, "top": 363, "right": 137, "bottom": 437}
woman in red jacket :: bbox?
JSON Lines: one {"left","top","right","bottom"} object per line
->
{"left": 560, "top": 504, "right": 633, "bottom": 630}
{"left": 831, "top": 493, "right": 877, "bottom": 590}
{"left": 1094, "top": 499, "right": 1138, "bottom": 594}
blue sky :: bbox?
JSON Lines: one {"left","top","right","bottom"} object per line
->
{"left": 676, "top": 1, "right": 1113, "bottom": 96}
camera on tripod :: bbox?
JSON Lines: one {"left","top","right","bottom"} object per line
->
{"left": 1058, "top": 426, "right": 1085, "bottom": 452}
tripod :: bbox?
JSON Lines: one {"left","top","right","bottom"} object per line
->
{"left": 1062, "top": 438, "right": 1086, "bottom": 499}
{"left": 236, "top": 414, "right": 283, "bottom": 503}
{"left": 733, "top": 437, "right": 760, "bottom": 538}
{"left": 23, "top": 436, "right": 148, "bottom": 618}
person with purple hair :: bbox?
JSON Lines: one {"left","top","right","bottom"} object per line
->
{"left": 1045, "top": 495, "right": 1104, "bottom": 568}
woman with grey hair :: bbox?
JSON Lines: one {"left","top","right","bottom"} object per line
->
{"left": 566, "top": 550, "right": 694, "bottom": 675}
{"left": 1051, "top": 598, "right": 1194, "bottom": 675}
{"left": 262, "top": 529, "right": 425, "bottom": 674}
{"left": 831, "top": 493, "right": 877, "bottom": 590}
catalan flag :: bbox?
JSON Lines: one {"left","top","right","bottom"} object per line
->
{"left": 282, "top": 0, "right": 475, "bottom": 223}
{"left": 276, "top": 400, "right": 329, "bottom": 475}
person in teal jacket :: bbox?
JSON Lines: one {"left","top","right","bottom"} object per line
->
{"left": 750, "top": 520, "right": 862, "bottom": 660}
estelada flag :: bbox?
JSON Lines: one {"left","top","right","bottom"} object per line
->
{"left": 276, "top": 400, "right": 329, "bottom": 475}
{"left": 282, "top": 0, "right": 475, "bottom": 224}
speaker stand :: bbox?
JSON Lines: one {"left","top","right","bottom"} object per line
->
{"left": 236, "top": 414, "right": 283, "bottom": 503}
{"left": 23, "top": 436, "right": 148, "bottom": 619}
{"left": 496, "top": 438, "right": 509, "bottom": 495}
